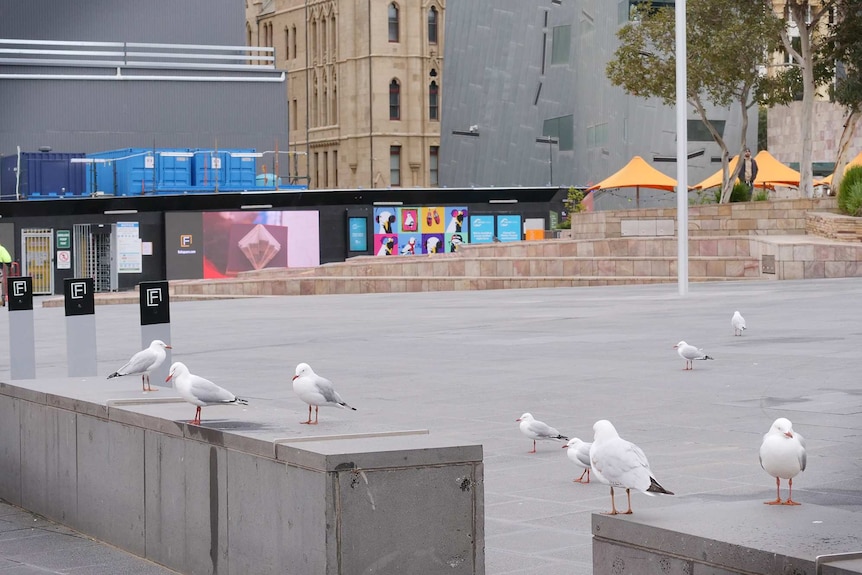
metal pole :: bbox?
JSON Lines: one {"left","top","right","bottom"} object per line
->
{"left": 675, "top": 0, "right": 689, "bottom": 296}
{"left": 548, "top": 140, "right": 553, "bottom": 186}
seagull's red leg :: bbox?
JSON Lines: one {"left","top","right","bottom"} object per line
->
{"left": 764, "top": 477, "right": 783, "bottom": 505}
{"left": 142, "top": 375, "right": 147, "bottom": 391}
{"left": 190, "top": 406, "right": 202, "bottom": 425}
{"left": 624, "top": 489, "right": 633, "bottom": 514}
{"left": 301, "top": 405, "right": 313, "bottom": 424}
{"left": 585, "top": 468, "right": 590, "bottom": 483}
{"left": 603, "top": 486, "right": 619, "bottom": 515}
{"left": 574, "top": 469, "right": 588, "bottom": 483}
{"left": 144, "top": 374, "right": 157, "bottom": 392}
{"left": 528, "top": 440, "right": 537, "bottom": 454}
{"left": 312, "top": 406, "right": 319, "bottom": 425}
{"left": 783, "top": 478, "right": 801, "bottom": 505}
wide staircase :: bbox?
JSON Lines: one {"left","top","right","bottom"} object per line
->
{"left": 171, "top": 236, "right": 763, "bottom": 298}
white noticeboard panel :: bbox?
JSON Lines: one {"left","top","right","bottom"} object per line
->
{"left": 117, "top": 221, "right": 142, "bottom": 273}
{"left": 56, "top": 250, "right": 71, "bottom": 269}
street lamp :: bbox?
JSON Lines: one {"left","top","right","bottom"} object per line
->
{"left": 536, "top": 136, "right": 558, "bottom": 186}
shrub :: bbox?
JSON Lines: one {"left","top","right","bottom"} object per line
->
{"left": 729, "top": 182, "right": 751, "bottom": 202}
{"left": 838, "top": 165, "right": 862, "bottom": 215}
{"left": 753, "top": 189, "right": 769, "bottom": 201}
{"left": 843, "top": 180, "right": 862, "bottom": 216}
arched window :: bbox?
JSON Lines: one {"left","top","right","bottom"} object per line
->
{"left": 429, "top": 80, "right": 439, "bottom": 121}
{"left": 428, "top": 6, "right": 438, "bottom": 44}
{"left": 388, "top": 3, "right": 399, "bottom": 43}
{"left": 389, "top": 79, "right": 401, "bottom": 120}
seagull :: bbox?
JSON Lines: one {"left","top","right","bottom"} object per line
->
{"left": 516, "top": 413, "right": 568, "bottom": 453}
{"left": 759, "top": 417, "right": 807, "bottom": 506}
{"left": 165, "top": 362, "right": 248, "bottom": 425}
{"left": 107, "top": 340, "right": 171, "bottom": 392}
{"left": 563, "top": 438, "right": 592, "bottom": 484}
{"left": 732, "top": 311, "right": 747, "bottom": 336}
{"left": 674, "top": 341, "right": 714, "bottom": 370}
{"left": 589, "top": 419, "right": 673, "bottom": 515}
{"left": 292, "top": 363, "right": 357, "bottom": 425}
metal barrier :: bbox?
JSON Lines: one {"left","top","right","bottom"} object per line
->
{"left": 815, "top": 551, "right": 862, "bottom": 575}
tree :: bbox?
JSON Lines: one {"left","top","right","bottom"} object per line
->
{"left": 770, "top": 0, "right": 837, "bottom": 197}
{"left": 607, "top": 0, "right": 785, "bottom": 203}
{"left": 822, "top": 0, "right": 862, "bottom": 193}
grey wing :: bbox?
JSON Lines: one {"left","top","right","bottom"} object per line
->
{"left": 315, "top": 376, "right": 344, "bottom": 403}
{"left": 797, "top": 433, "right": 807, "bottom": 471}
{"left": 576, "top": 444, "right": 592, "bottom": 468}
{"left": 189, "top": 375, "right": 236, "bottom": 404}
{"left": 529, "top": 419, "right": 560, "bottom": 439}
{"left": 119, "top": 349, "right": 156, "bottom": 375}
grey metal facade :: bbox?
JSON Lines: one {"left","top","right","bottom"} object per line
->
{"left": 439, "top": 0, "right": 757, "bottom": 203}
{"left": 0, "top": 0, "right": 288, "bottom": 158}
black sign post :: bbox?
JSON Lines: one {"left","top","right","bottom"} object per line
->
{"left": 139, "top": 281, "right": 172, "bottom": 385}
{"left": 8, "top": 276, "right": 36, "bottom": 379}
{"left": 64, "top": 277, "right": 97, "bottom": 377}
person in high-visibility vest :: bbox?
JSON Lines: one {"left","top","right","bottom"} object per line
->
{"left": 0, "top": 244, "right": 12, "bottom": 307}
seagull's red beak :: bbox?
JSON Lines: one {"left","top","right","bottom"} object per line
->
{"left": 165, "top": 345, "right": 173, "bottom": 349}
{"left": 292, "top": 375, "right": 299, "bottom": 381}
{"left": 515, "top": 418, "right": 522, "bottom": 422}
{"left": 562, "top": 444, "right": 568, "bottom": 449}
{"left": 784, "top": 431, "right": 793, "bottom": 438}
{"left": 165, "top": 373, "right": 173, "bottom": 382}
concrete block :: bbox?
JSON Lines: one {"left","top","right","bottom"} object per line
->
{"left": 75, "top": 416, "right": 146, "bottom": 557}
{"left": 0, "top": 396, "right": 22, "bottom": 505}
{"left": 620, "top": 220, "right": 639, "bottom": 237}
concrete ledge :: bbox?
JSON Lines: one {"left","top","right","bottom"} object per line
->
{"left": 0, "top": 378, "right": 485, "bottom": 574}
{"left": 592, "top": 500, "right": 862, "bottom": 575}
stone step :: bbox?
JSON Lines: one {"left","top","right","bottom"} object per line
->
{"left": 172, "top": 274, "right": 763, "bottom": 297}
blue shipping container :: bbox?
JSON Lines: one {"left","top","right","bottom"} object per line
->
{"left": 0, "top": 152, "right": 86, "bottom": 200}
{"left": 86, "top": 148, "right": 192, "bottom": 196}
{"left": 191, "top": 149, "right": 257, "bottom": 190}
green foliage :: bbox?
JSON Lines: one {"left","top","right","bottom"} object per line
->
{"left": 566, "top": 186, "right": 586, "bottom": 214}
{"left": 758, "top": 107, "right": 768, "bottom": 151}
{"left": 823, "top": 0, "right": 862, "bottom": 113}
{"left": 843, "top": 182, "right": 862, "bottom": 216}
{"left": 753, "top": 189, "right": 770, "bottom": 202}
{"left": 838, "top": 165, "right": 862, "bottom": 215}
{"left": 729, "top": 182, "right": 751, "bottom": 203}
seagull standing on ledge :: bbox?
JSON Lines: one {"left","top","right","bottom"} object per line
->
{"left": 759, "top": 417, "right": 806, "bottom": 505}
{"left": 165, "top": 362, "right": 248, "bottom": 425}
{"left": 107, "top": 340, "right": 171, "bottom": 392}
{"left": 516, "top": 413, "right": 568, "bottom": 453}
{"left": 292, "top": 363, "right": 357, "bottom": 425}
{"left": 674, "top": 341, "right": 714, "bottom": 370}
{"left": 732, "top": 311, "right": 747, "bottom": 336}
{"left": 589, "top": 419, "right": 673, "bottom": 515}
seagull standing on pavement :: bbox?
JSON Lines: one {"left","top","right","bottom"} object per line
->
{"left": 589, "top": 419, "right": 673, "bottom": 515}
{"left": 563, "top": 438, "right": 592, "bottom": 483}
{"left": 759, "top": 417, "right": 806, "bottom": 505}
{"left": 292, "top": 363, "right": 357, "bottom": 425}
{"left": 674, "top": 341, "right": 714, "bottom": 370}
{"left": 107, "top": 340, "right": 171, "bottom": 392}
{"left": 516, "top": 413, "right": 568, "bottom": 453}
{"left": 732, "top": 311, "right": 747, "bottom": 336}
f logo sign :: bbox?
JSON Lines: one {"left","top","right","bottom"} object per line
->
{"left": 12, "top": 280, "right": 27, "bottom": 297}
{"left": 146, "top": 287, "right": 162, "bottom": 307}
{"left": 180, "top": 235, "right": 192, "bottom": 247}
{"left": 71, "top": 282, "right": 87, "bottom": 299}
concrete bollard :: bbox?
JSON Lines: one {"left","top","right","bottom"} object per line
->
{"left": 7, "top": 276, "right": 35, "bottom": 379}
{"left": 138, "top": 280, "right": 171, "bottom": 385}
{"left": 64, "top": 277, "right": 97, "bottom": 377}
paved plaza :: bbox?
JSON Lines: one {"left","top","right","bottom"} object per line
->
{"left": 1, "top": 277, "right": 861, "bottom": 574}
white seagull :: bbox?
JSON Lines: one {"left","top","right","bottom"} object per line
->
{"left": 759, "top": 417, "right": 807, "bottom": 506}
{"left": 107, "top": 340, "right": 172, "bottom": 392}
{"left": 292, "top": 363, "right": 357, "bottom": 425}
{"left": 673, "top": 341, "right": 714, "bottom": 370}
{"left": 165, "top": 362, "right": 248, "bottom": 425}
{"left": 563, "top": 438, "right": 592, "bottom": 484}
{"left": 732, "top": 311, "right": 747, "bottom": 336}
{"left": 589, "top": 419, "right": 673, "bottom": 515}
{"left": 516, "top": 413, "right": 568, "bottom": 454}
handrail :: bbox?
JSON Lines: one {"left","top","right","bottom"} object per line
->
{"left": 815, "top": 551, "right": 862, "bottom": 575}
{"left": 0, "top": 38, "right": 277, "bottom": 78}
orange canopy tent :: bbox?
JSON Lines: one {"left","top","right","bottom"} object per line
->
{"left": 586, "top": 155, "right": 678, "bottom": 208}
{"left": 819, "top": 150, "right": 862, "bottom": 186}
{"left": 693, "top": 150, "right": 800, "bottom": 190}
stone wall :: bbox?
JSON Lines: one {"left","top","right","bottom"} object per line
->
{"left": 566, "top": 198, "right": 838, "bottom": 240}
{"left": 806, "top": 211, "right": 862, "bottom": 242}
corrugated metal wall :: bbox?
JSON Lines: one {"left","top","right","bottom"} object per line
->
{"left": 0, "top": 1, "right": 288, "bottom": 158}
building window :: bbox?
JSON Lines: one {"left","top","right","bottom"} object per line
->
{"left": 389, "top": 79, "right": 401, "bottom": 120}
{"left": 390, "top": 146, "right": 401, "bottom": 186}
{"left": 430, "top": 146, "right": 439, "bottom": 186}
{"left": 291, "top": 99, "right": 298, "bottom": 132}
{"left": 285, "top": 28, "right": 290, "bottom": 59}
{"left": 543, "top": 115, "right": 574, "bottom": 151}
{"left": 428, "top": 6, "right": 438, "bottom": 44}
{"left": 388, "top": 3, "right": 399, "bottom": 42}
{"left": 551, "top": 25, "right": 571, "bottom": 64}
{"left": 333, "top": 150, "right": 338, "bottom": 187}
{"left": 292, "top": 25, "right": 297, "bottom": 59}
{"left": 429, "top": 81, "right": 439, "bottom": 121}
